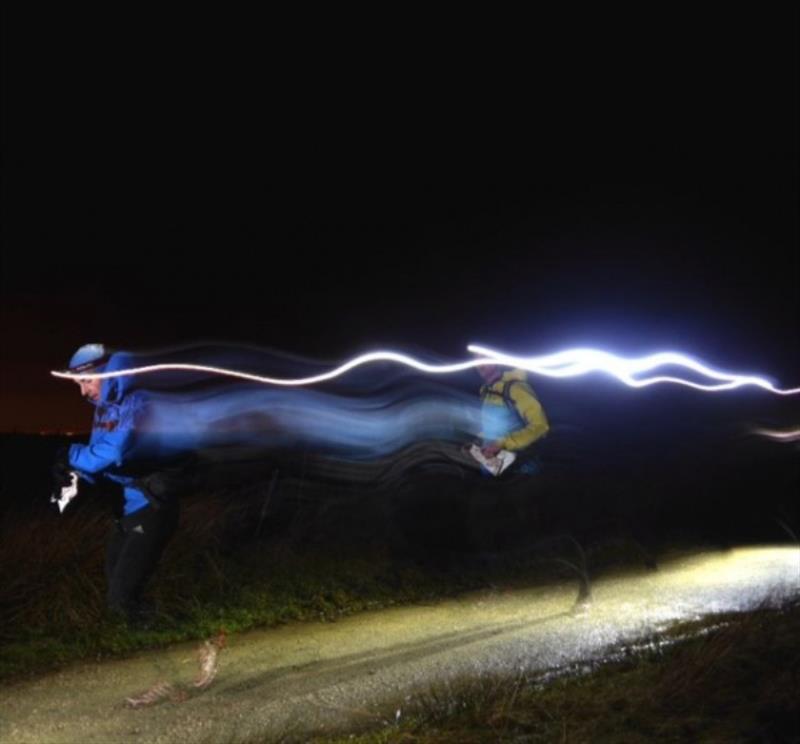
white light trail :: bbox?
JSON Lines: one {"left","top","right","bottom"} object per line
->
{"left": 50, "top": 352, "right": 491, "bottom": 386}
{"left": 50, "top": 346, "right": 800, "bottom": 395}
{"left": 752, "top": 427, "right": 800, "bottom": 442}
{"left": 468, "top": 345, "right": 800, "bottom": 395}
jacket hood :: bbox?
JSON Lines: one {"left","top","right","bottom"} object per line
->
{"left": 499, "top": 368, "right": 528, "bottom": 383}
{"left": 480, "top": 367, "right": 528, "bottom": 395}
{"left": 98, "top": 352, "right": 137, "bottom": 405}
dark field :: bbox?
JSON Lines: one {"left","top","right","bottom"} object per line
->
{"left": 1, "top": 428, "right": 797, "bottom": 683}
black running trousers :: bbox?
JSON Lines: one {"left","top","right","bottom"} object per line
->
{"left": 106, "top": 499, "right": 179, "bottom": 616}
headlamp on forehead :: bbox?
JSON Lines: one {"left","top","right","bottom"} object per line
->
{"left": 64, "top": 344, "right": 111, "bottom": 375}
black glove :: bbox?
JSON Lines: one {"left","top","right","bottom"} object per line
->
{"left": 52, "top": 445, "right": 73, "bottom": 490}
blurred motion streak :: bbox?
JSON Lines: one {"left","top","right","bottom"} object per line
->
{"left": 52, "top": 345, "right": 800, "bottom": 395}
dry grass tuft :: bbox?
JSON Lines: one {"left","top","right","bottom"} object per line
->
{"left": 124, "top": 628, "right": 227, "bottom": 708}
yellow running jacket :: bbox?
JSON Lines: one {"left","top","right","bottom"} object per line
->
{"left": 480, "top": 369, "right": 549, "bottom": 452}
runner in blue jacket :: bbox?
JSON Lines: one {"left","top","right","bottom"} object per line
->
{"left": 53, "top": 344, "right": 181, "bottom": 626}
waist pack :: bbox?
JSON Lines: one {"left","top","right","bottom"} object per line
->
{"left": 133, "top": 457, "right": 195, "bottom": 508}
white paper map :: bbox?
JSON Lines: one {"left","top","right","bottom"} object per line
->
{"left": 468, "top": 444, "right": 516, "bottom": 476}
{"left": 52, "top": 471, "right": 79, "bottom": 513}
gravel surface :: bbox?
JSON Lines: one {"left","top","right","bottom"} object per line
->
{"left": 1, "top": 546, "right": 797, "bottom": 743}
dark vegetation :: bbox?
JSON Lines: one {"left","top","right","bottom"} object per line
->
{"left": 0, "top": 432, "right": 797, "bottom": 683}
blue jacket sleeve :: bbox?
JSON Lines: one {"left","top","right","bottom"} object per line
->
{"left": 68, "top": 394, "right": 145, "bottom": 476}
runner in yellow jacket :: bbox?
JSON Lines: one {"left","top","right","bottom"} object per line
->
{"left": 468, "top": 364, "right": 550, "bottom": 549}
{"left": 477, "top": 365, "right": 549, "bottom": 463}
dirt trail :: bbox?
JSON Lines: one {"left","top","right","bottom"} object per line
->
{"left": 1, "top": 546, "right": 797, "bottom": 743}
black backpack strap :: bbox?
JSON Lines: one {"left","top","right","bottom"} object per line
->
{"left": 501, "top": 379, "right": 533, "bottom": 425}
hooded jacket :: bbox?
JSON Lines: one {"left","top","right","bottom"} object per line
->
{"left": 480, "top": 368, "right": 549, "bottom": 452}
{"left": 68, "top": 353, "right": 151, "bottom": 515}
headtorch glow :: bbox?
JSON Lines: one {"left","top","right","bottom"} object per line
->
{"left": 467, "top": 345, "right": 800, "bottom": 395}
{"left": 752, "top": 427, "right": 800, "bottom": 443}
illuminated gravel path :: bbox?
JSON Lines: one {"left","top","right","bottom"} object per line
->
{"left": 1, "top": 546, "right": 797, "bottom": 743}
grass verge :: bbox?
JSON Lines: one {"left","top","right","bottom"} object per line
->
{"left": 0, "top": 486, "right": 612, "bottom": 683}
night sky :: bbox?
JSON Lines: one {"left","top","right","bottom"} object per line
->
{"left": 1, "top": 9, "right": 798, "bottom": 434}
